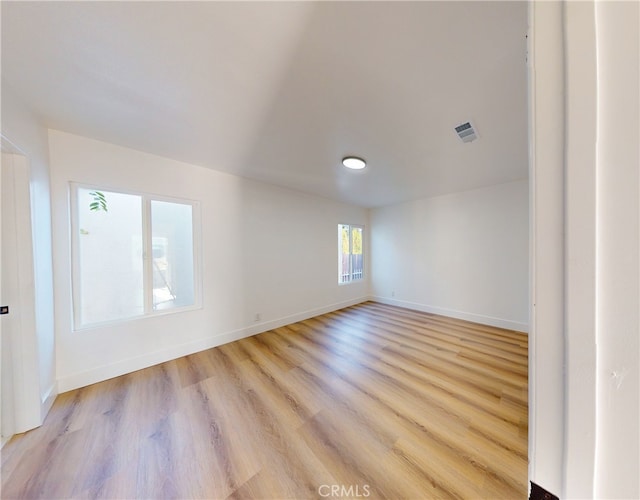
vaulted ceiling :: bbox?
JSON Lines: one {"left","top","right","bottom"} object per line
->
{"left": 2, "top": 1, "right": 528, "bottom": 208}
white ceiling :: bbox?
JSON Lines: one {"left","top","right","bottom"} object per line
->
{"left": 1, "top": 1, "right": 528, "bottom": 208}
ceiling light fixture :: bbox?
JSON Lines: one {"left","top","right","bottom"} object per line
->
{"left": 342, "top": 156, "right": 366, "bottom": 170}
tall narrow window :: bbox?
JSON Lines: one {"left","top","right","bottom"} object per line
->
{"left": 72, "top": 185, "right": 199, "bottom": 329}
{"left": 150, "top": 200, "right": 194, "bottom": 311}
{"left": 338, "top": 224, "right": 364, "bottom": 284}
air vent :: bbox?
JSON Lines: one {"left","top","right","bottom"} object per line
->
{"left": 454, "top": 121, "right": 478, "bottom": 143}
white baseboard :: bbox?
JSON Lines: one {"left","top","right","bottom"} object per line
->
{"left": 40, "top": 383, "right": 58, "bottom": 420}
{"left": 57, "top": 296, "right": 369, "bottom": 393}
{"left": 369, "top": 295, "right": 529, "bottom": 333}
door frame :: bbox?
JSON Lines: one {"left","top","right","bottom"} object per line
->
{"left": 1, "top": 135, "right": 42, "bottom": 442}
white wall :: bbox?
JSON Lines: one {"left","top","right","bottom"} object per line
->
{"left": 370, "top": 180, "right": 528, "bottom": 332}
{"left": 1, "top": 83, "right": 57, "bottom": 429}
{"left": 530, "top": 1, "right": 639, "bottom": 498}
{"left": 48, "top": 130, "right": 369, "bottom": 392}
{"left": 527, "top": 1, "right": 566, "bottom": 494}
{"left": 563, "top": 2, "right": 598, "bottom": 495}
{"left": 594, "top": 1, "right": 639, "bottom": 497}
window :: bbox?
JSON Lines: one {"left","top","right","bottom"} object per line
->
{"left": 338, "top": 224, "right": 363, "bottom": 284}
{"left": 72, "top": 185, "right": 199, "bottom": 328}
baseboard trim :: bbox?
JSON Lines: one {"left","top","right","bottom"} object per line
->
{"left": 57, "top": 296, "right": 369, "bottom": 393}
{"left": 40, "top": 383, "right": 58, "bottom": 421}
{"left": 368, "top": 296, "right": 529, "bottom": 333}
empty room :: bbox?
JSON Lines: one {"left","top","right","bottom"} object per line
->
{"left": 1, "top": 1, "right": 638, "bottom": 499}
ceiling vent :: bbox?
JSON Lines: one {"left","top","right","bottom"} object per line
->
{"left": 454, "top": 121, "right": 478, "bottom": 143}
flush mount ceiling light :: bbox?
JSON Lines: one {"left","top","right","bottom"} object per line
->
{"left": 342, "top": 156, "right": 366, "bottom": 170}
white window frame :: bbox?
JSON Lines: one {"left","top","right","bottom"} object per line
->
{"left": 70, "top": 182, "right": 202, "bottom": 330}
{"left": 338, "top": 223, "right": 364, "bottom": 285}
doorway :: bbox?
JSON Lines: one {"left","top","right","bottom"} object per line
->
{"left": 1, "top": 140, "right": 41, "bottom": 445}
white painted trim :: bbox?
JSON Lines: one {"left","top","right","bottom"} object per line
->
{"left": 1, "top": 135, "right": 27, "bottom": 156}
{"left": 369, "top": 296, "right": 529, "bottom": 333}
{"left": 57, "top": 296, "right": 369, "bottom": 393}
{"left": 1, "top": 152, "right": 42, "bottom": 434}
{"left": 40, "top": 383, "right": 57, "bottom": 419}
{"left": 563, "top": 3, "right": 598, "bottom": 497}
{"left": 527, "top": 0, "right": 537, "bottom": 486}
{"left": 527, "top": 1, "right": 567, "bottom": 494}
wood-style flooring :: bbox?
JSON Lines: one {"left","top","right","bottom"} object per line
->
{"left": 1, "top": 302, "right": 528, "bottom": 499}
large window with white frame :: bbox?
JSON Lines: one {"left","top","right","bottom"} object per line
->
{"left": 71, "top": 184, "right": 200, "bottom": 329}
{"left": 338, "top": 224, "right": 364, "bottom": 284}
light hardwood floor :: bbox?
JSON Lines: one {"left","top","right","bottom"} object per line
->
{"left": 1, "top": 302, "right": 528, "bottom": 499}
